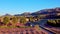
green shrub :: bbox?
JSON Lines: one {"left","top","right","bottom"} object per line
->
{"left": 3, "top": 16, "right": 10, "bottom": 26}
{"left": 20, "top": 16, "right": 27, "bottom": 24}
{"left": 47, "top": 19, "right": 60, "bottom": 27}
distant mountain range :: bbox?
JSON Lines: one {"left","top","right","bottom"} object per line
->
{"left": 3, "top": 7, "right": 60, "bottom": 19}
{"left": 31, "top": 7, "right": 60, "bottom": 15}
{"left": 14, "top": 7, "right": 60, "bottom": 16}
{"left": 14, "top": 12, "right": 31, "bottom": 16}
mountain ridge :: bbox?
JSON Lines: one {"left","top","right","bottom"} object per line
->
{"left": 1, "top": 7, "right": 60, "bottom": 17}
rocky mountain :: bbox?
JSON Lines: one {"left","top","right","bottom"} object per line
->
{"left": 14, "top": 7, "right": 60, "bottom": 19}
{"left": 14, "top": 12, "right": 31, "bottom": 16}
{"left": 31, "top": 7, "right": 60, "bottom": 16}
{"left": 20, "top": 12, "right": 31, "bottom": 16}
{"left": 2, "top": 14, "right": 12, "bottom": 17}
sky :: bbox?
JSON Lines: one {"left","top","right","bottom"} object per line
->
{"left": 0, "top": 0, "right": 60, "bottom": 16}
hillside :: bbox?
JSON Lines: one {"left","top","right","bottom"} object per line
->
{"left": 1, "top": 7, "right": 60, "bottom": 19}
{"left": 14, "top": 7, "right": 60, "bottom": 16}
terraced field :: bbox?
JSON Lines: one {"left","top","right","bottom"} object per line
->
{"left": 0, "top": 28, "right": 49, "bottom": 34}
